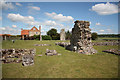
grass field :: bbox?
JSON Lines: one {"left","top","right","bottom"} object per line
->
{"left": 2, "top": 40, "right": 119, "bottom": 78}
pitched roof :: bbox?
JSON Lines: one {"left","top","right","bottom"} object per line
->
{"left": 0, "top": 34, "right": 11, "bottom": 36}
{"left": 29, "top": 26, "right": 40, "bottom": 32}
{"left": 21, "top": 30, "right": 29, "bottom": 35}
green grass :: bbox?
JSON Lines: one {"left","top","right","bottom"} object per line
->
{"left": 2, "top": 40, "right": 119, "bottom": 78}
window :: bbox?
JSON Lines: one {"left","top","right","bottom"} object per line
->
{"left": 33, "top": 28, "right": 36, "bottom": 30}
{"left": 36, "top": 32, "right": 38, "bottom": 34}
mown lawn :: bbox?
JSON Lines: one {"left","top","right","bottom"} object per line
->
{"left": 2, "top": 40, "right": 119, "bottom": 78}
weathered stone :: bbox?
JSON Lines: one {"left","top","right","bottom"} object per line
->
{"left": 0, "top": 49, "right": 35, "bottom": 66}
{"left": 66, "top": 20, "right": 97, "bottom": 55}
{"left": 102, "top": 49, "right": 120, "bottom": 55}
{"left": 58, "top": 54, "right": 61, "bottom": 56}
{"left": 55, "top": 41, "right": 119, "bottom": 47}
{"left": 45, "top": 49, "right": 58, "bottom": 56}
{"left": 38, "top": 54, "right": 43, "bottom": 57}
{"left": 34, "top": 44, "right": 51, "bottom": 46}
{"left": 60, "top": 29, "right": 66, "bottom": 41}
{"left": 22, "top": 54, "right": 34, "bottom": 66}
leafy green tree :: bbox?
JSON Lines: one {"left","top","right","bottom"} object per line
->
{"left": 47, "top": 28, "right": 60, "bottom": 40}
{"left": 65, "top": 30, "right": 72, "bottom": 40}
{"left": 91, "top": 32, "right": 98, "bottom": 40}
{"left": 47, "top": 28, "right": 57, "bottom": 37}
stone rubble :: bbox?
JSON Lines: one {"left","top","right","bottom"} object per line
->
{"left": 55, "top": 41, "right": 119, "bottom": 47}
{"left": 34, "top": 44, "right": 51, "bottom": 46}
{"left": 102, "top": 49, "right": 120, "bottom": 55}
{"left": 45, "top": 49, "right": 59, "bottom": 56}
{"left": 55, "top": 42, "right": 70, "bottom": 47}
{"left": 92, "top": 41, "right": 119, "bottom": 46}
{"left": 22, "top": 54, "right": 34, "bottom": 66}
{"left": 0, "top": 49, "right": 36, "bottom": 66}
{"left": 65, "top": 20, "right": 97, "bottom": 55}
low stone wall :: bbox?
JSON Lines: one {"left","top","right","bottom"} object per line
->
{"left": 102, "top": 49, "right": 120, "bottom": 55}
{"left": 0, "top": 49, "right": 36, "bottom": 66}
{"left": 55, "top": 41, "right": 119, "bottom": 48}
{"left": 34, "top": 44, "right": 51, "bottom": 46}
{"left": 45, "top": 49, "right": 61, "bottom": 56}
{"left": 92, "top": 41, "right": 119, "bottom": 46}
{"left": 55, "top": 42, "right": 70, "bottom": 47}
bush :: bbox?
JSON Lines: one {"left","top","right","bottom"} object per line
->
{"left": 47, "top": 28, "right": 60, "bottom": 40}
{"left": 65, "top": 30, "right": 72, "bottom": 40}
{"left": 92, "top": 32, "right": 98, "bottom": 40}
{"left": 33, "top": 35, "right": 40, "bottom": 40}
{"left": 42, "top": 35, "right": 52, "bottom": 40}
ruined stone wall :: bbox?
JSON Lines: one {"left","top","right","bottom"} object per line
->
{"left": 67, "top": 20, "right": 97, "bottom": 55}
{"left": 60, "top": 29, "right": 66, "bottom": 41}
{"left": 0, "top": 49, "right": 35, "bottom": 66}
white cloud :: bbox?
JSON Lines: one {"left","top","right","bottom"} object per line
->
{"left": 42, "top": 20, "right": 64, "bottom": 27}
{"left": 0, "top": 27, "right": 5, "bottom": 30}
{"left": 7, "top": 13, "right": 64, "bottom": 29}
{"left": 0, "top": 16, "right": 2, "bottom": 20}
{"left": 0, "top": 1, "right": 15, "bottom": 10}
{"left": 95, "top": 22, "right": 113, "bottom": 27}
{"left": 45, "top": 12, "right": 74, "bottom": 22}
{"left": 12, "top": 25, "right": 17, "bottom": 28}
{"left": 106, "top": 29, "right": 113, "bottom": 33}
{"left": 96, "top": 22, "right": 101, "bottom": 25}
{"left": 69, "top": 28, "right": 72, "bottom": 32}
{"left": 44, "top": 20, "right": 57, "bottom": 26}
{"left": 16, "top": 3, "right": 22, "bottom": 6}
{"left": 28, "top": 6, "right": 40, "bottom": 11}
{"left": 99, "top": 30, "right": 104, "bottom": 32}
{"left": 91, "top": 2, "right": 119, "bottom": 15}
{"left": 8, "top": 13, "right": 34, "bottom": 22}
{"left": 1, "top": 26, "right": 20, "bottom": 35}
{"left": 90, "top": 22, "right": 91, "bottom": 24}
{"left": 50, "top": 27, "right": 55, "bottom": 29}
{"left": 8, "top": 13, "right": 40, "bottom": 26}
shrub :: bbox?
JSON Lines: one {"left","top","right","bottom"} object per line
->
{"left": 42, "top": 35, "right": 52, "bottom": 40}
{"left": 47, "top": 28, "right": 60, "bottom": 40}
{"left": 92, "top": 32, "right": 98, "bottom": 40}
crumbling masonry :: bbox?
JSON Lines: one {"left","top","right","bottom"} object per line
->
{"left": 66, "top": 20, "right": 97, "bottom": 55}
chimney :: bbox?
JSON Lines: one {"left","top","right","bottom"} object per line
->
{"left": 39, "top": 26, "right": 41, "bottom": 31}
{"left": 39, "top": 26, "right": 42, "bottom": 41}
{"left": 21, "top": 28, "right": 23, "bottom": 30}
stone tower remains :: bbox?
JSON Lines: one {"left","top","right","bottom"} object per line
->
{"left": 67, "top": 20, "right": 97, "bottom": 55}
{"left": 60, "top": 29, "right": 66, "bottom": 41}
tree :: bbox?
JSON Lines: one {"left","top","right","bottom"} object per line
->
{"left": 47, "top": 28, "right": 57, "bottom": 37}
{"left": 47, "top": 28, "right": 60, "bottom": 40}
{"left": 91, "top": 32, "right": 98, "bottom": 40}
{"left": 65, "top": 30, "right": 72, "bottom": 40}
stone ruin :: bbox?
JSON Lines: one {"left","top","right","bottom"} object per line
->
{"left": 102, "top": 49, "right": 120, "bottom": 55}
{"left": 0, "top": 49, "right": 36, "bottom": 66}
{"left": 55, "top": 41, "right": 119, "bottom": 47}
{"left": 60, "top": 29, "right": 66, "bottom": 41}
{"left": 34, "top": 44, "right": 51, "bottom": 46}
{"left": 93, "top": 41, "right": 119, "bottom": 46}
{"left": 22, "top": 54, "right": 34, "bottom": 66}
{"left": 66, "top": 20, "right": 97, "bottom": 55}
{"left": 55, "top": 42, "right": 70, "bottom": 47}
{"left": 45, "top": 49, "right": 61, "bottom": 56}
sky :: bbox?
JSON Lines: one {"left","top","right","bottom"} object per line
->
{"left": 0, "top": 1, "right": 119, "bottom": 35}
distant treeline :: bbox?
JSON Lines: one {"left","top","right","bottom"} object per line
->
{"left": 98, "top": 34, "right": 120, "bottom": 37}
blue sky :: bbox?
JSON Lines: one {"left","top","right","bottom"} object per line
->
{"left": 0, "top": 1, "right": 119, "bottom": 35}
